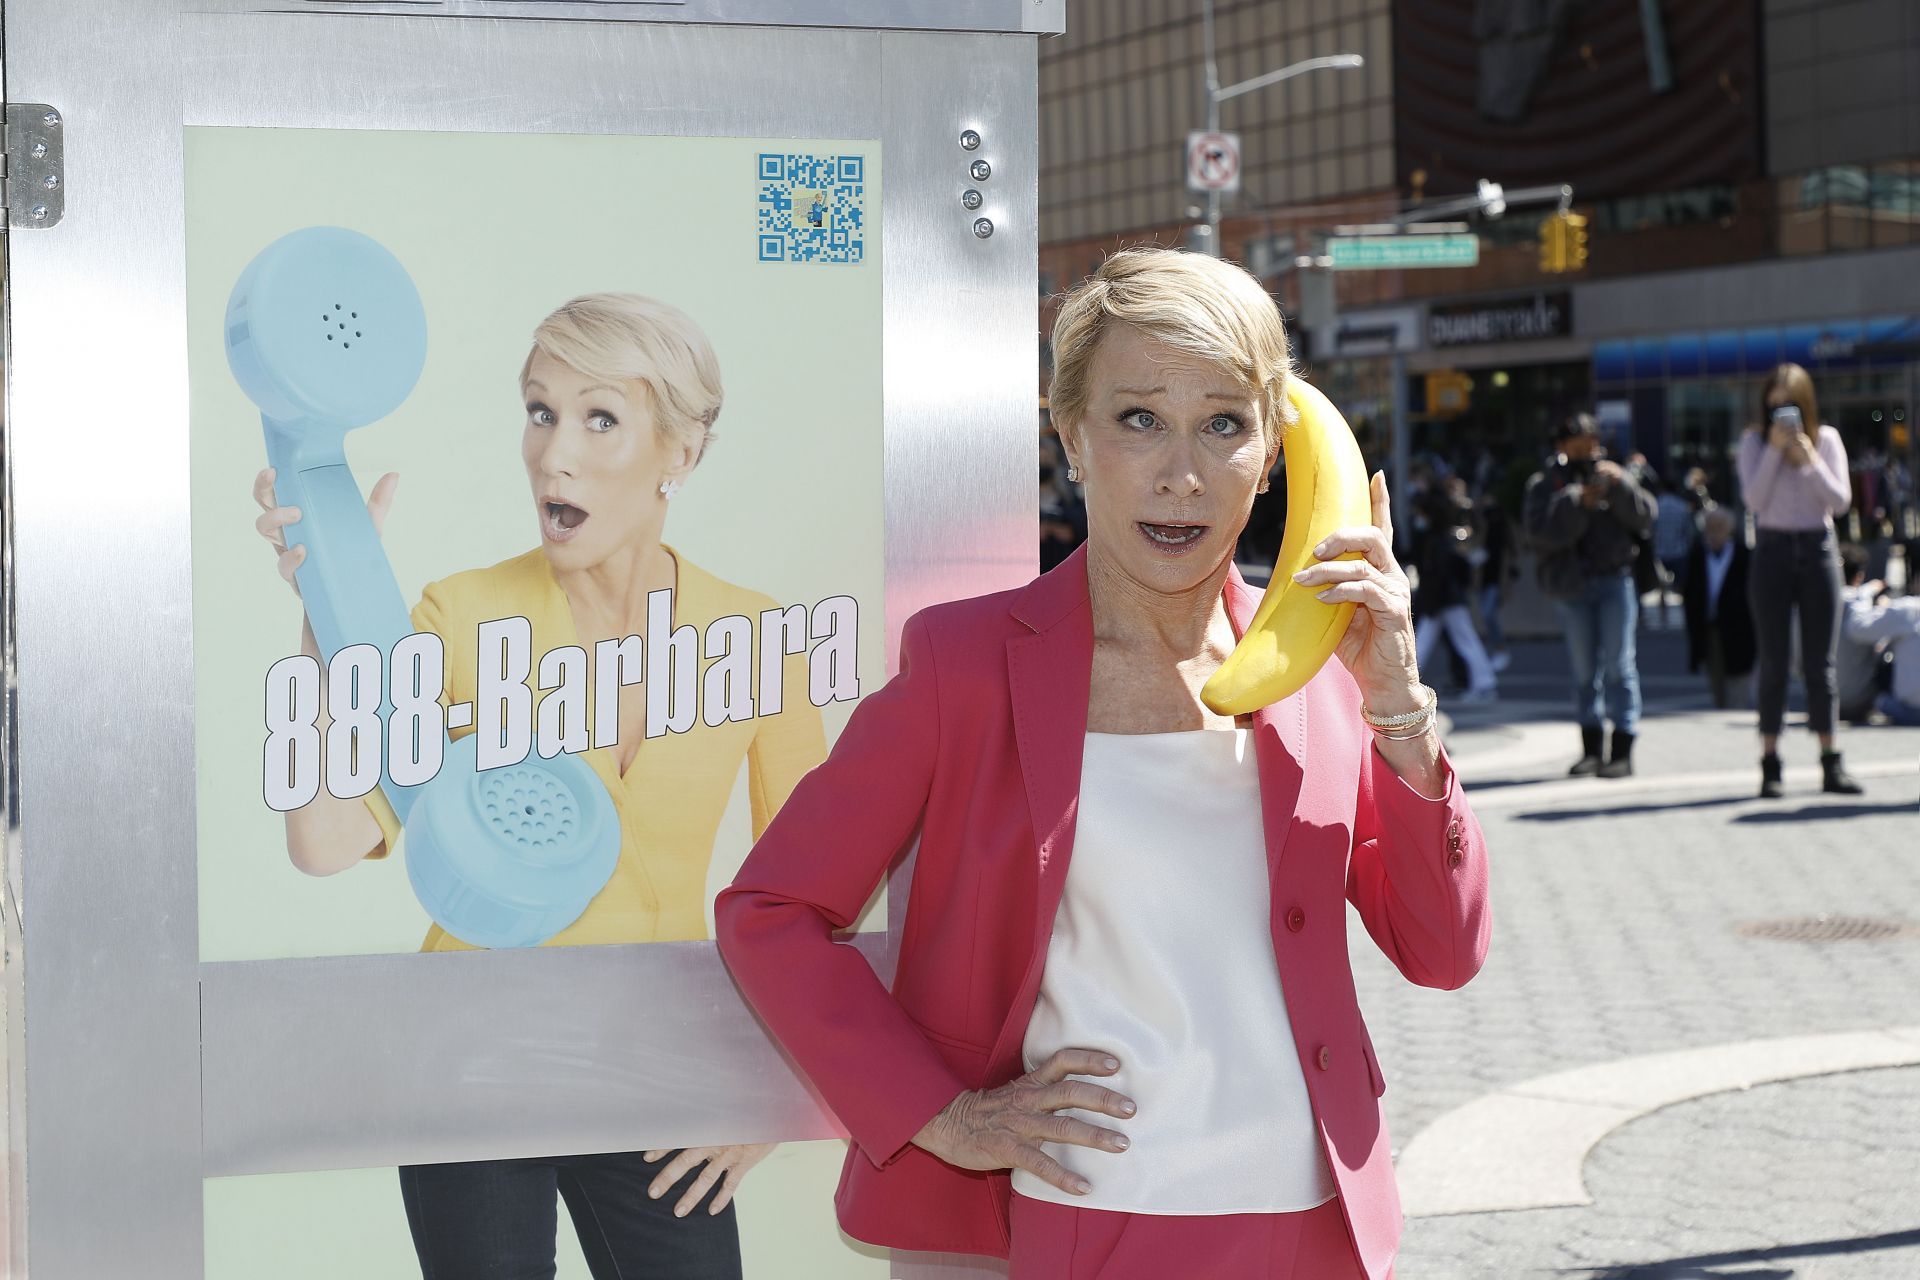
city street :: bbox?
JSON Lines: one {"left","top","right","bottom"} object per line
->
{"left": 1358, "top": 620, "right": 1920, "bottom": 1279}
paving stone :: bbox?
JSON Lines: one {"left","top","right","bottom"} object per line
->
{"left": 1354, "top": 630, "right": 1920, "bottom": 1278}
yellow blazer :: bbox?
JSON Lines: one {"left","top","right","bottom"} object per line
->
{"left": 366, "top": 543, "right": 827, "bottom": 951}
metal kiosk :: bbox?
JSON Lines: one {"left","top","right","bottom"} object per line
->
{"left": 1, "top": 2, "right": 1056, "bottom": 1276}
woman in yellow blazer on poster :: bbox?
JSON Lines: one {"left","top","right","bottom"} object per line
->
{"left": 252, "top": 292, "right": 824, "bottom": 1280}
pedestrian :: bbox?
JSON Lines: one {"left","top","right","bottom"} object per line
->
{"left": 1652, "top": 478, "right": 1698, "bottom": 631}
{"left": 1681, "top": 507, "right": 1755, "bottom": 710}
{"left": 1835, "top": 545, "right": 1890, "bottom": 725}
{"left": 1476, "top": 493, "right": 1515, "bottom": 673}
{"left": 1523, "top": 412, "right": 1659, "bottom": 778}
{"left": 1842, "top": 577, "right": 1920, "bottom": 726}
{"left": 1682, "top": 466, "right": 1715, "bottom": 514}
{"left": 717, "top": 248, "right": 1490, "bottom": 1279}
{"left": 1737, "top": 362, "right": 1864, "bottom": 798}
{"left": 1414, "top": 488, "right": 1499, "bottom": 702}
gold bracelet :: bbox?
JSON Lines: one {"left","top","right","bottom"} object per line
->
{"left": 1372, "top": 713, "right": 1437, "bottom": 742}
{"left": 1360, "top": 683, "right": 1437, "bottom": 730}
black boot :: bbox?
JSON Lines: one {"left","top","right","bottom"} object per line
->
{"left": 1568, "top": 725, "right": 1605, "bottom": 777}
{"left": 1598, "top": 729, "right": 1636, "bottom": 779}
{"left": 1821, "top": 750, "right": 1864, "bottom": 795}
{"left": 1759, "top": 753, "right": 1784, "bottom": 799}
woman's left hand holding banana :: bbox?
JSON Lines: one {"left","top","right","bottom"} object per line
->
{"left": 1287, "top": 473, "right": 1445, "bottom": 795}
{"left": 1288, "top": 471, "right": 1422, "bottom": 714}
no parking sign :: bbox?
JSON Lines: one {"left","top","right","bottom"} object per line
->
{"left": 1186, "top": 129, "right": 1241, "bottom": 194}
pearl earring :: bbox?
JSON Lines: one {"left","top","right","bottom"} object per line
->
{"left": 659, "top": 479, "right": 681, "bottom": 499}
{"left": 1066, "top": 464, "right": 1081, "bottom": 483}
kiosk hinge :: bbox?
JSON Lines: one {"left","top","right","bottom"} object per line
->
{"left": 4, "top": 104, "right": 66, "bottom": 228}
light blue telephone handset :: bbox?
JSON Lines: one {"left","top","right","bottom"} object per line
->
{"left": 226, "top": 226, "right": 620, "bottom": 948}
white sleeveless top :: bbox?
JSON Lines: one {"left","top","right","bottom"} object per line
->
{"left": 1012, "top": 727, "right": 1338, "bottom": 1214}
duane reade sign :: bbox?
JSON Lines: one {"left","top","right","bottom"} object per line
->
{"left": 1428, "top": 291, "right": 1572, "bottom": 348}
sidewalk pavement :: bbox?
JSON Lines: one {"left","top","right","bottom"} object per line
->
{"left": 1360, "top": 627, "right": 1920, "bottom": 1278}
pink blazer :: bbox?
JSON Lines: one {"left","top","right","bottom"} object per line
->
{"left": 715, "top": 545, "right": 1491, "bottom": 1277}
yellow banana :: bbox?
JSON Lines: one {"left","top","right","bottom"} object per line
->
{"left": 1201, "top": 375, "right": 1373, "bottom": 716}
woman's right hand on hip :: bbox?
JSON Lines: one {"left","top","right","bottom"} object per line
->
{"left": 910, "top": 1048, "right": 1135, "bottom": 1196}
{"left": 252, "top": 466, "right": 399, "bottom": 598}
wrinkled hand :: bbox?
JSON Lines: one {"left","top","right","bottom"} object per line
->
{"left": 912, "top": 1048, "right": 1135, "bottom": 1197}
{"left": 1288, "top": 471, "right": 1422, "bottom": 709}
{"left": 639, "top": 1144, "right": 776, "bottom": 1218}
{"left": 1593, "top": 460, "right": 1628, "bottom": 486}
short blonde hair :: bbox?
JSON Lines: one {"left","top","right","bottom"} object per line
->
{"left": 521, "top": 293, "right": 723, "bottom": 465}
{"left": 1047, "top": 248, "right": 1295, "bottom": 445}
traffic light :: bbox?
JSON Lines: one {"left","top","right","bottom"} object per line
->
{"left": 1563, "top": 211, "right": 1589, "bottom": 270}
{"left": 1538, "top": 211, "right": 1590, "bottom": 273}
{"left": 1539, "top": 213, "right": 1565, "bottom": 272}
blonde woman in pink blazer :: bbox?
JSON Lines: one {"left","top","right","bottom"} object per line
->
{"left": 717, "top": 249, "right": 1491, "bottom": 1279}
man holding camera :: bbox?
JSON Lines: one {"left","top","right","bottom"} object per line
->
{"left": 1524, "top": 413, "right": 1659, "bottom": 777}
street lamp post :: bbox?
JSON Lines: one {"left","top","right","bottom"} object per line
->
{"left": 1199, "top": 0, "right": 1363, "bottom": 258}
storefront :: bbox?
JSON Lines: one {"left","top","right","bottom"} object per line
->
{"left": 1592, "top": 315, "right": 1918, "bottom": 523}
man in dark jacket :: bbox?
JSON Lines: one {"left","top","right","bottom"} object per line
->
{"left": 1682, "top": 506, "right": 1756, "bottom": 709}
{"left": 1523, "top": 413, "right": 1659, "bottom": 778}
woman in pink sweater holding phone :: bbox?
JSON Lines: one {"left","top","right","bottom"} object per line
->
{"left": 1736, "top": 362, "right": 1864, "bottom": 799}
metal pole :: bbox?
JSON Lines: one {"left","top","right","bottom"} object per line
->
{"left": 1202, "top": 0, "right": 1221, "bottom": 257}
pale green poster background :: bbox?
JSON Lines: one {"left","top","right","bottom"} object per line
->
{"left": 188, "top": 127, "right": 889, "bottom": 1278}
{"left": 188, "top": 127, "right": 885, "bottom": 962}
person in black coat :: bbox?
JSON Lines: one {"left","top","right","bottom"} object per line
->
{"left": 1413, "top": 486, "right": 1499, "bottom": 700}
{"left": 1682, "top": 506, "right": 1757, "bottom": 708}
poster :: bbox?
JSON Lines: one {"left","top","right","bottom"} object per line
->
{"left": 188, "top": 126, "right": 886, "bottom": 1277}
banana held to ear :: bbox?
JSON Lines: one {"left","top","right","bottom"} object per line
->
{"left": 1201, "top": 376, "right": 1374, "bottom": 716}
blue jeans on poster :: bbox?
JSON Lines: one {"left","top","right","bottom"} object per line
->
{"left": 1552, "top": 569, "right": 1642, "bottom": 735}
{"left": 398, "top": 1150, "right": 742, "bottom": 1280}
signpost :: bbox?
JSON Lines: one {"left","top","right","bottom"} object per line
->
{"left": 1327, "top": 233, "right": 1481, "bottom": 270}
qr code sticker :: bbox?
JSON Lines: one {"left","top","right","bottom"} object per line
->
{"left": 758, "top": 153, "right": 866, "bottom": 265}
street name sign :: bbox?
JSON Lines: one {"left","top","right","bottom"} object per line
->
{"left": 1327, "top": 234, "right": 1480, "bottom": 270}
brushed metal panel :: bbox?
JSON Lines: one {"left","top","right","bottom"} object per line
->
{"left": 6, "top": 1, "right": 1041, "bottom": 1270}
{"left": 876, "top": 28, "right": 1040, "bottom": 967}
{"left": 878, "top": 28, "right": 1041, "bottom": 631}
{"left": 199, "top": 939, "right": 889, "bottom": 1174}
{"left": 194, "top": 0, "right": 1067, "bottom": 34}
{"left": 180, "top": 12, "right": 880, "bottom": 137}
{"left": 4, "top": 0, "right": 207, "bottom": 1273}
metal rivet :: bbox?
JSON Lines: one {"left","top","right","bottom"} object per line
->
{"left": 41, "top": 110, "right": 60, "bottom": 128}
{"left": 970, "top": 159, "right": 992, "bottom": 182}
{"left": 29, "top": 205, "right": 48, "bottom": 221}
{"left": 961, "top": 188, "right": 984, "bottom": 210}
{"left": 42, "top": 174, "right": 59, "bottom": 191}
{"left": 973, "top": 217, "right": 994, "bottom": 239}
{"left": 959, "top": 129, "right": 981, "bottom": 151}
